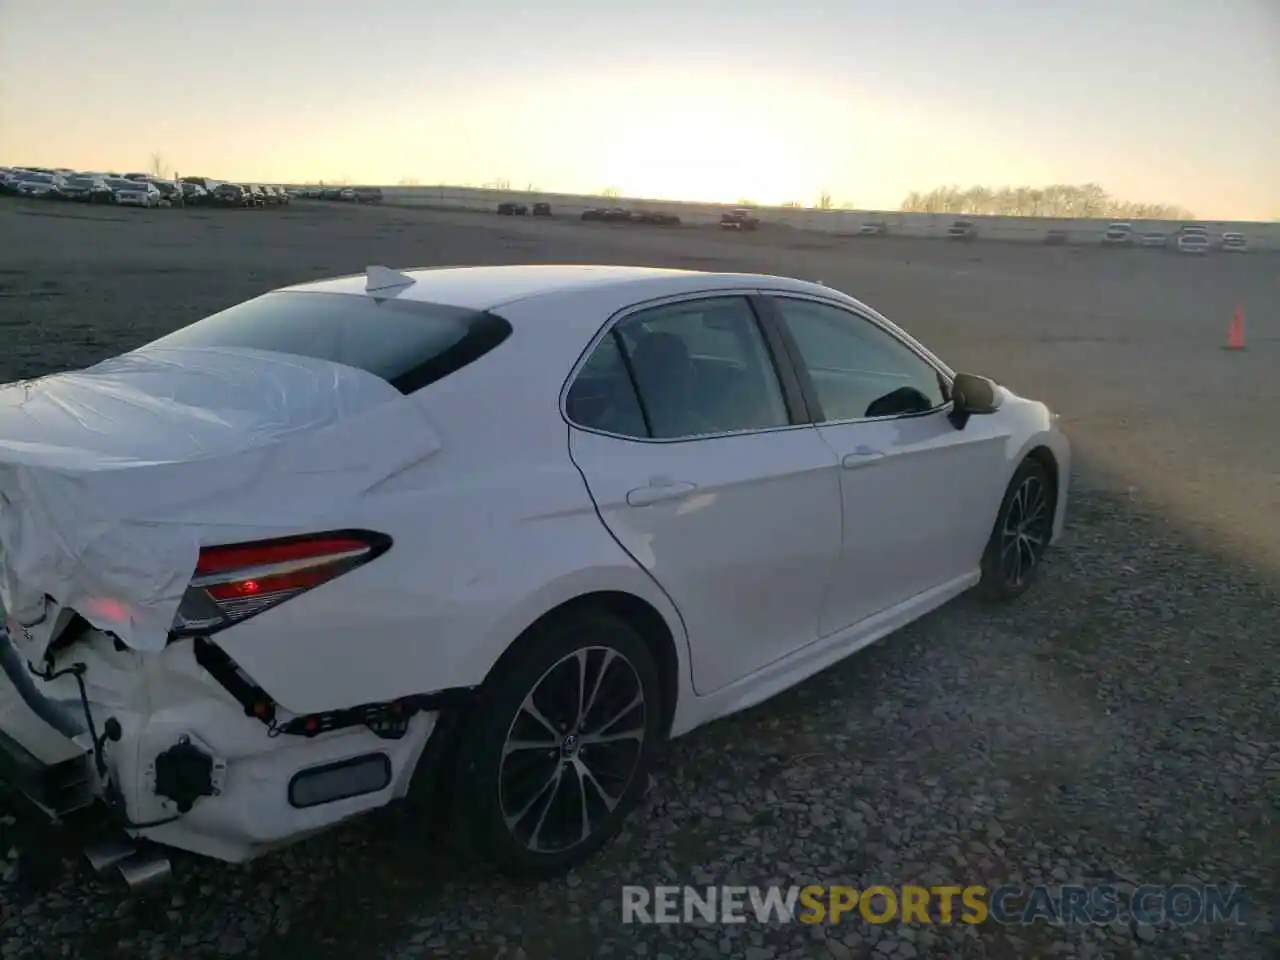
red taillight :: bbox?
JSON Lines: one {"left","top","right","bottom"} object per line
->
{"left": 171, "top": 531, "right": 391, "bottom": 637}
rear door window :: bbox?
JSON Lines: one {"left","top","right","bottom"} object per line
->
{"left": 567, "top": 296, "right": 792, "bottom": 440}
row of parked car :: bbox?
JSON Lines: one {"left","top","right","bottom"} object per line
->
{"left": 0, "top": 166, "right": 300, "bottom": 209}
{"left": 855, "top": 217, "right": 1250, "bottom": 251}
{"left": 1100, "top": 221, "right": 1248, "bottom": 253}
{"left": 292, "top": 185, "right": 384, "bottom": 203}
{"left": 495, "top": 201, "right": 770, "bottom": 229}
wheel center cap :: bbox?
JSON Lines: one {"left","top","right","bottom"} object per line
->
{"left": 560, "top": 733, "right": 580, "bottom": 759}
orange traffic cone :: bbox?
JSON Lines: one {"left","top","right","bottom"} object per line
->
{"left": 1223, "top": 305, "right": 1246, "bottom": 351}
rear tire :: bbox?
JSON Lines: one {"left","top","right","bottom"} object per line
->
{"left": 975, "top": 458, "right": 1054, "bottom": 602}
{"left": 452, "top": 608, "right": 662, "bottom": 878}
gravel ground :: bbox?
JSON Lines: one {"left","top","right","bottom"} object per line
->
{"left": 0, "top": 199, "right": 1277, "bottom": 959}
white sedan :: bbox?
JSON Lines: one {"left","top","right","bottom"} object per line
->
{"left": 0, "top": 265, "right": 1069, "bottom": 884}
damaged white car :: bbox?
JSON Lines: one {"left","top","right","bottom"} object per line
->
{"left": 0, "top": 264, "right": 1069, "bottom": 886}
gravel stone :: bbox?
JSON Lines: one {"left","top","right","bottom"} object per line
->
{"left": 0, "top": 201, "right": 1276, "bottom": 960}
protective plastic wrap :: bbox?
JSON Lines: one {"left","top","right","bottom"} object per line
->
{"left": 0, "top": 346, "right": 442, "bottom": 652}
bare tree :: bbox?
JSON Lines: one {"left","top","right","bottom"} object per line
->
{"left": 899, "top": 183, "right": 1194, "bottom": 220}
{"left": 148, "top": 151, "right": 170, "bottom": 180}
{"left": 601, "top": 187, "right": 620, "bottom": 198}
{"left": 526, "top": 183, "right": 540, "bottom": 192}
{"left": 816, "top": 190, "right": 833, "bottom": 210}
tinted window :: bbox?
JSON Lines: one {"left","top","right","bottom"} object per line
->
{"left": 570, "top": 296, "right": 790, "bottom": 440}
{"left": 142, "top": 290, "right": 512, "bottom": 395}
{"left": 773, "top": 298, "right": 947, "bottom": 421}
{"left": 565, "top": 333, "right": 648, "bottom": 438}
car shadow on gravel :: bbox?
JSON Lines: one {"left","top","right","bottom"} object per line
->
{"left": 2, "top": 474, "right": 1278, "bottom": 960}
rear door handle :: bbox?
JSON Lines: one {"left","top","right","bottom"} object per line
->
{"left": 626, "top": 480, "right": 698, "bottom": 506}
{"left": 841, "top": 446, "right": 885, "bottom": 470}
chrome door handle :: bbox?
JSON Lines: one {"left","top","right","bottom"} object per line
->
{"left": 841, "top": 447, "right": 885, "bottom": 470}
{"left": 626, "top": 481, "right": 697, "bottom": 506}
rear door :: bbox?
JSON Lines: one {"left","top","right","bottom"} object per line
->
{"left": 566, "top": 293, "right": 843, "bottom": 695}
{"left": 761, "top": 295, "right": 1008, "bottom": 635}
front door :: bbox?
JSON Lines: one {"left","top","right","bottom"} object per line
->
{"left": 765, "top": 295, "right": 1007, "bottom": 635}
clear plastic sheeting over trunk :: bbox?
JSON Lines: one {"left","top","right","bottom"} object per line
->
{"left": 0, "top": 346, "right": 441, "bottom": 652}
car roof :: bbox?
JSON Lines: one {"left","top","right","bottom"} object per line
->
{"left": 277, "top": 265, "right": 839, "bottom": 312}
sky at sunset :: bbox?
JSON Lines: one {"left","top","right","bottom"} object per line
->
{"left": 2, "top": 0, "right": 1277, "bottom": 220}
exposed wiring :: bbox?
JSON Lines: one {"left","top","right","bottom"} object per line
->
{"left": 26, "top": 659, "right": 183, "bottom": 831}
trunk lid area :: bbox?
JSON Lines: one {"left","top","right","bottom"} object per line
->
{"left": 0, "top": 345, "right": 441, "bottom": 654}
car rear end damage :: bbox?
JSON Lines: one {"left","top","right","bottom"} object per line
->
{"left": 0, "top": 613, "right": 469, "bottom": 884}
{"left": 0, "top": 339, "right": 470, "bottom": 876}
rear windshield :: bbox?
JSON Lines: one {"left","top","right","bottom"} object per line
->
{"left": 142, "top": 290, "right": 513, "bottom": 395}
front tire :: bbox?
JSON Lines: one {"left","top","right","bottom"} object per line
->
{"left": 975, "top": 458, "right": 1054, "bottom": 602}
{"left": 453, "top": 608, "right": 662, "bottom": 878}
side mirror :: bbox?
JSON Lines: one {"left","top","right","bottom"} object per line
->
{"left": 948, "top": 373, "right": 1001, "bottom": 429}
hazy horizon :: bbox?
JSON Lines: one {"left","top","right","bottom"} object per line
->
{"left": 3, "top": 0, "right": 1277, "bottom": 220}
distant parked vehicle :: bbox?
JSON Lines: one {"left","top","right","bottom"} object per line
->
{"left": 258, "top": 185, "right": 283, "bottom": 205}
{"left": 720, "top": 208, "right": 761, "bottom": 231}
{"left": 497, "top": 201, "right": 528, "bottom": 215}
{"left": 211, "top": 183, "right": 248, "bottom": 207}
{"left": 947, "top": 219, "right": 976, "bottom": 240}
{"left": 858, "top": 220, "right": 889, "bottom": 237}
{"left": 582, "top": 207, "right": 632, "bottom": 222}
{"left": 1102, "top": 222, "right": 1133, "bottom": 245}
{"left": 1176, "top": 232, "right": 1210, "bottom": 255}
{"left": 633, "top": 210, "right": 681, "bottom": 226}
{"left": 106, "top": 177, "right": 161, "bottom": 207}
{"left": 58, "top": 174, "right": 112, "bottom": 204}
{"left": 147, "top": 179, "right": 183, "bottom": 205}
{"left": 180, "top": 176, "right": 218, "bottom": 196}
{"left": 243, "top": 185, "right": 266, "bottom": 207}
{"left": 12, "top": 171, "right": 65, "bottom": 199}
{"left": 532, "top": 202, "right": 552, "bottom": 217}
{"left": 338, "top": 188, "right": 356, "bottom": 202}
{"left": 1139, "top": 231, "right": 1168, "bottom": 249}
{"left": 353, "top": 187, "right": 383, "bottom": 204}
{"left": 1220, "top": 232, "right": 1248, "bottom": 252}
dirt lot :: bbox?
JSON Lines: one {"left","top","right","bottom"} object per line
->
{"left": 0, "top": 199, "right": 1277, "bottom": 959}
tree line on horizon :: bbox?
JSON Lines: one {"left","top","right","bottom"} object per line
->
{"left": 899, "top": 183, "right": 1195, "bottom": 220}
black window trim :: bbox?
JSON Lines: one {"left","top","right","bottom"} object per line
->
{"left": 754, "top": 292, "right": 957, "bottom": 427}
{"left": 559, "top": 289, "right": 814, "bottom": 444}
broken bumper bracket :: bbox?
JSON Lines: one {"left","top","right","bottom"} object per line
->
{"left": 0, "top": 728, "right": 96, "bottom": 820}
{"left": 192, "top": 637, "right": 475, "bottom": 741}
